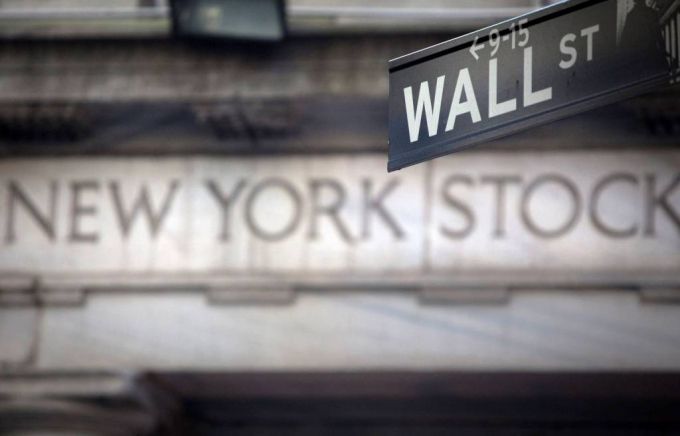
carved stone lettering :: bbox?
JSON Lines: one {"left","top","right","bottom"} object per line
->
{"left": 5, "top": 181, "right": 58, "bottom": 244}
{"left": 69, "top": 180, "right": 100, "bottom": 243}
{"left": 109, "top": 181, "right": 180, "bottom": 239}
{"left": 0, "top": 153, "right": 677, "bottom": 274}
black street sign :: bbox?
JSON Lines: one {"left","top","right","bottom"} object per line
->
{"left": 388, "top": 0, "right": 679, "bottom": 172}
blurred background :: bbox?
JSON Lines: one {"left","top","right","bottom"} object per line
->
{"left": 1, "top": 0, "right": 680, "bottom": 435}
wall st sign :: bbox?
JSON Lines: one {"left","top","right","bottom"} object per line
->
{"left": 388, "top": 0, "right": 680, "bottom": 171}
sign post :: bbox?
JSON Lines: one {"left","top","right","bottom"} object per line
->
{"left": 388, "top": 0, "right": 679, "bottom": 172}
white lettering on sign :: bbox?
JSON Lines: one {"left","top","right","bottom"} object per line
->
{"left": 403, "top": 76, "right": 445, "bottom": 142}
{"left": 560, "top": 25, "right": 601, "bottom": 69}
{"left": 559, "top": 34, "right": 578, "bottom": 69}
{"left": 582, "top": 25, "right": 600, "bottom": 61}
{"left": 401, "top": 18, "right": 608, "bottom": 144}
{"left": 404, "top": 45, "right": 554, "bottom": 142}
{"left": 469, "top": 18, "right": 530, "bottom": 60}
{"left": 489, "top": 57, "right": 518, "bottom": 118}
{"left": 445, "top": 68, "right": 481, "bottom": 132}
{"left": 523, "top": 47, "right": 553, "bottom": 107}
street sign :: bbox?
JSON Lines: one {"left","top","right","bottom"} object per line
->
{"left": 388, "top": 0, "right": 679, "bottom": 172}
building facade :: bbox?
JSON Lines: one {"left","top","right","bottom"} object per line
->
{"left": 1, "top": 1, "right": 680, "bottom": 434}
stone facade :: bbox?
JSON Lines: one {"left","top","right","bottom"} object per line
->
{"left": 0, "top": 3, "right": 679, "bottom": 434}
